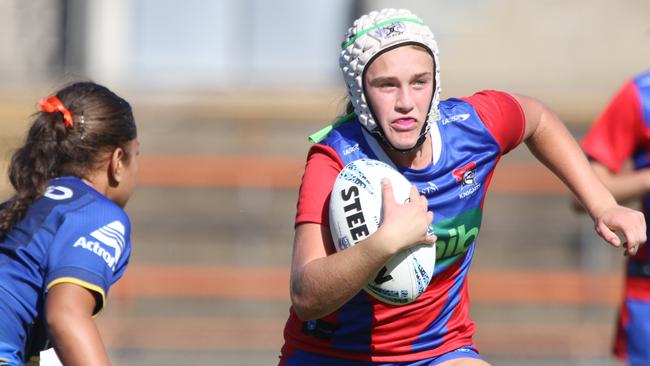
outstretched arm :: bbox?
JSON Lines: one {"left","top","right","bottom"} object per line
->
{"left": 46, "top": 283, "right": 111, "bottom": 366}
{"left": 513, "top": 94, "right": 646, "bottom": 255}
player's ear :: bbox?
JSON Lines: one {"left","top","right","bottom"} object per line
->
{"left": 108, "top": 147, "right": 126, "bottom": 184}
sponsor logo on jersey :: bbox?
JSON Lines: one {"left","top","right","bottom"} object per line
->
{"left": 343, "top": 143, "right": 360, "bottom": 156}
{"left": 433, "top": 208, "right": 482, "bottom": 263}
{"left": 73, "top": 221, "right": 126, "bottom": 271}
{"left": 441, "top": 113, "right": 470, "bottom": 125}
{"left": 419, "top": 181, "right": 439, "bottom": 195}
{"left": 44, "top": 186, "right": 73, "bottom": 200}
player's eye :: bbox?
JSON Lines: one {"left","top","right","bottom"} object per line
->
{"left": 413, "top": 78, "right": 430, "bottom": 88}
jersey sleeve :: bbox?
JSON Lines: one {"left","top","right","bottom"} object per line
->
{"left": 582, "top": 80, "right": 644, "bottom": 173}
{"left": 45, "top": 204, "right": 131, "bottom": 313}
{"left": 462, "top": 90, "right": 526, "bottom": 154}
{"left": 295, "top": 144, "right": 344, "bottom": 227}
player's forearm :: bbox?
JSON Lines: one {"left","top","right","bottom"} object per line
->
{"left": 525, "top": 106, "right": 618, "bottom": 219}
{"left": 290, "top": 230, "right": 396, "bottom": 320}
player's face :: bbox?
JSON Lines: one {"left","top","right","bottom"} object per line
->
{"left": 114, "top": 139, "right": 140, "bottom": 207}
{"left": 364, "top": 46, "right": 434, "bottom": 150}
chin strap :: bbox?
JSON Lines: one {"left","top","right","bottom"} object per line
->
{"left": 369, "top": 121, "right": 430, "bottom": 154}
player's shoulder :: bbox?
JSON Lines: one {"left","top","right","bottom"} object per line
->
{"left": 47, "top": 176, "right": 130, "bottom": 228}
{"left": 322, "top": 117, "right": 362, "bottom": 142}
{"left": 439, "top": 91, "right": 501, "bottom": 117}
{"left": 443, "top": 90, "right": 521, "bottom": 118}
{"left": 440, "top": 90, "right": 507, "bottom": 109}
{"left": 449, "top": 90, "right": 516, "bottom": 106}
{"left": 74, "top": 194, "right": 130, "bottom": 230}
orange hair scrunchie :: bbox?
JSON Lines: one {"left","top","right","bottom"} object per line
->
{"left": 39, "top": 95, "right": 74, "bottom": 128}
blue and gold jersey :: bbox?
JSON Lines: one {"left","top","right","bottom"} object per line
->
{"left": 0, "top": 176, "right": 131, "bottom": 364}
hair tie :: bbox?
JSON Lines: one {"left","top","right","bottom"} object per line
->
{"left": 39, "top": 95, "right": 74, "bottom": 128}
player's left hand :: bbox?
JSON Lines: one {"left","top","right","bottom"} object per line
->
{"left": 595, "top": 205, "right": 646, "bottom": 256}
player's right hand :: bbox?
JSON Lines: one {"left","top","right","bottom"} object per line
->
{"left": 376, "top": 178, "right": 436, "bottom": 255}
{"left": 595, "top": 204, "right": 646, "bottom": 256}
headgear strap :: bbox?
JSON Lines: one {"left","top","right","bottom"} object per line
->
{"left": 39, "top": 96, "right": 74, "bottom": 128}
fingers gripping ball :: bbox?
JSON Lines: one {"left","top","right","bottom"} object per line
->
{"left": 329, "top": 159, "right": 435, "bottom": 305}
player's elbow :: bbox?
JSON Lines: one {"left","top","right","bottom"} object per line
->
{"left": 290, "top": 282, "right": 325, "bottom": 321}
{"left": 291, "top": 303, "right": 318, "bottom": 321}
{"left": 292, "top": 302, "right": 326, "bottom": 322}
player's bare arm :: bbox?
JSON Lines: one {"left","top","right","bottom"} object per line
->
{"left": 514, "top": 93, "right": 646, "bottom": 254}
{"left": 47, "top": 283, "right": 111, "bottom": 366}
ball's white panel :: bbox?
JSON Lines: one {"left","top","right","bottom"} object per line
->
{"left": 329, "top": 159, "right": 435, "bottom": 305}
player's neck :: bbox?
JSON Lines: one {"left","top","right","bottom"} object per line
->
{"left": 386, "top": 134, "right": 432, "bottom": 170}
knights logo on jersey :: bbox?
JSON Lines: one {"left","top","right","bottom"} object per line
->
{"left": 73, "top": 221, "right": 126, "bottom": 271}
{"left": 452, "top": 162, "right": 477, "bottom": 186}
{"left": 452, "top": 161, "right": 482, "bottom": 199}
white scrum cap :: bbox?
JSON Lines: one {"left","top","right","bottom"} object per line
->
{"left": 339, "top": 8, "right": 441, "bottom": 136}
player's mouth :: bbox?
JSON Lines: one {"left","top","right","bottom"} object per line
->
{"left": 391, "top": 118, "right": 418, "bottom": 131}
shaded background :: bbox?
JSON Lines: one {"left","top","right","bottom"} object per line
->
{"left": 1, "top": 1, "right": 650, "bottom": 365}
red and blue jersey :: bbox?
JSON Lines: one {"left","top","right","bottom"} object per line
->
{"left": 582, "top": 70, "right": 650, "bottom": 364}
{"left": 281, "top": 90, "right": 525, "bottom": 362}
{"left": 0, "top": 176, "right": 131, "bottom": 364}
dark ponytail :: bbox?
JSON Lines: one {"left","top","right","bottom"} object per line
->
{"left": 0, "top": 82, "right": 137, "bottom": 237}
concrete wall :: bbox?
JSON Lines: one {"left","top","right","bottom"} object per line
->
{"left": 368, "top": 0, "right": 650, "bottom": 122}
{"left": 0, "top": 0, "right": 649, "bottom": 122}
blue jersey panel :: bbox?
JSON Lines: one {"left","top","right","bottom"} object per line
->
{"left": 0, "top": 176, "right": 131, "bottom": 362}
{"left": 631, "top": 73, "right": 650, "bottom": 263}
{"left": 633, "top": 72, "right": 650, "bottom": 129}
{"left": 625, "top": 299, "right": 650, "bottom": 365}
{"left": 414, "top": 244, "right": 475, "bottom": 353}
